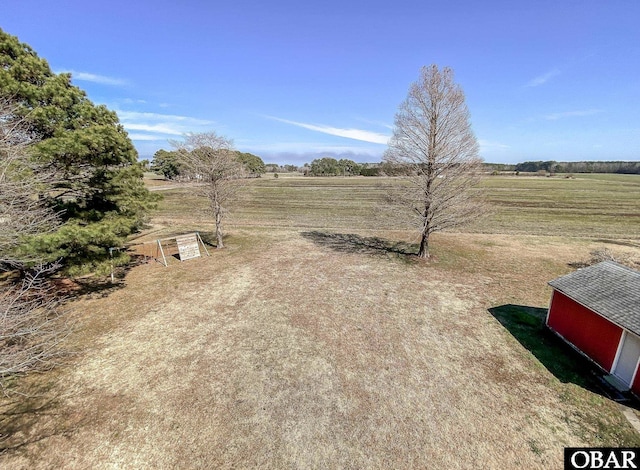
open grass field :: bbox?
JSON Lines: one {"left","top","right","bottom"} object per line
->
{"left": 151, "top": 173, "right": 640, "bottom": 241}
{"left": 475, "top": 174, "right": 640, "bottom": 239}
{"left": 1, "top": 173, "right": 639, "bottom": 469}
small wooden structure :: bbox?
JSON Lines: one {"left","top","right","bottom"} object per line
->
{"left": 132, "top": 232, "right": 210, "bottom": 267}
{"left": 546, "top": 261, "right": 640, "bottom": 393}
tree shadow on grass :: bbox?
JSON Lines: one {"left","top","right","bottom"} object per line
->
{"left": 489, "top": 304, "right": 639, "bottom": 407}
{"left": 300, "top": 231, "right": 418, "bottom": 259}
{"left": 52, "top": 252, "right": 147, "bottom": 300}
{"left": 0, "top": 377, "right": 79, "bottom": 456}
{"left": 197, "top": 231, "right": 220, "bottom": 249}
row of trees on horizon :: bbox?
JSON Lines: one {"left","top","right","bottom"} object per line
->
{"left": 150, "top": 152, "right": 379, "bottom": 178}
{"left": 150, "top": 151, "right": 640, "bottom": 179}
{"left": 486, "top": 160, "right": 640, "bottom": 174}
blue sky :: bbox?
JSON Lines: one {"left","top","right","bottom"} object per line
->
{"left": 3, "top": 0, "right": 639, "bottom": 164}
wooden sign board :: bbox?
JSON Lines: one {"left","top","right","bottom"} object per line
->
{"left": 176, "top": 234, "right": 201, "bottom": 261}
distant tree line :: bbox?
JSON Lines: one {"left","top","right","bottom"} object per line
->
{"left": 484, "top": 163, "right": 517, "bottom": 172}
{"left": 300, "top": 158, "right": 472, "bottom": 177}
{"left": 484, "top": 161, "right": 640, "bottom": 174}
{"left": 265, "top": 163, "right": 299, "bottom": 173}
{"left": 305, "top": 158, "right": 362, "bottom": 176}
{"left": 152, "top": 149, "right": 266, "bottom": 179}
{"left": 300, "top": 158, "right": 387, "bottom": 176}
{"left": 157, "top": 155, "right": 640, "bottom": 178}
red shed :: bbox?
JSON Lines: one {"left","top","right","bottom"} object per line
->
{"left": 546, "top": 261, "right": 640, "bottom": 394}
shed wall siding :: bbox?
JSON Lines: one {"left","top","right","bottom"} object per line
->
{"left": 547, "top": 290, "right": 622, "bottom": 371}
{"left": 632, "top": 364, "right": 640, "bottom": 395}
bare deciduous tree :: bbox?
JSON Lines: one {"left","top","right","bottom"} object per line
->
{"left": 0, "top": 97, "right": 67, "bottom": 389}
{"left": 0, "top": 262, "right": 67, "bottom": 387}
{"left": 0, "top": 97, "right": 59, "bottom": 267}
{"left": 383, "top": 65, "right": 485, "bottom": 259}
{"left": 171, "top": 132, "right": 245, "bottom": 249}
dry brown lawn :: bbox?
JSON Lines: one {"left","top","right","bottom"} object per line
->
{"left": 2, "top": 225, "right": 639, "bottom": 469}
{"left": 2, "top": 174, "right": 639, "bottom": 469}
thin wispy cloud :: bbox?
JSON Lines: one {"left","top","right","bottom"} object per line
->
{"left": 117, "top": 111, "right": 216, "bottom": 141}
{"left": 525, "top": 68, "right": 560, "bottom": 87}
{"left": 478, "top": 139, "right": 510, "bottom": 151}
{"left": 266, "top": 116, "right": 390, "bottom": 145}
{"left": 544, "top": 109, "right": 603, "bottom": 120}
{"left": 123, "top": 123, "right": 184, "bottom": 136}
{"left": 122, "top": 98, "right": 147, "bottom": 104}
{"left": 242, "top": 140, "right": 382, "bottom": 155}
{"left": 127, "top": 133, "right": 167, "bottom": 141}
{"left": 57, "top": 69, "right": 129, "bottom": 86}
{"left": 354, "top": 117, "right": 394, "bottom": 130}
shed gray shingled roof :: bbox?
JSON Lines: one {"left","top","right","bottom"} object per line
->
{"left": 549, "top": 261, "right": 640, "bottom": 336}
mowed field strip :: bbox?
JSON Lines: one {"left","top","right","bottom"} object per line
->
{"left": 2, "top": 173, "right": 639, "bottom": 469}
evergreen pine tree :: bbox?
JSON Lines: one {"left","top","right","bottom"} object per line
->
{"left": 0, "top": 29, "right": 158, "bottom": 274}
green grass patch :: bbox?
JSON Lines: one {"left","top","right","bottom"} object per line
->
{"left": 489, "top": 304, "right": 592, "bottom": 386}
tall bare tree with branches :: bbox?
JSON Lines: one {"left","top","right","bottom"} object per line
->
{"left": 383, "top": 65, "right": 485, "bottom": 259}
{"left": 0, "top": 97, "right": 67, "bottom": 389}
{"left": 171, "top": 132, "right": 245, "bottom": 249}
{"left": 0, "top": 98, "right": 59, "bottom": 267}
